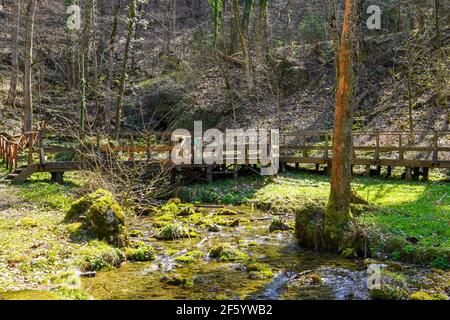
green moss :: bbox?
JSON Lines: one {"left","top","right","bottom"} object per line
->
{"left": 178, "top": 204, "right": 196, "bottom": 216}
{"left": 209, "top": 243, "right": 249, "bottom": 262}
{"left": 86, "top": 194, "right": 128, "bottom": 247}
{"left": 160, "top": 274, "right": 193, "bottom": 287}
{"left": 129, "top": 229, "right": 144, "bottom": 238}
{"left": 269, "top": 216, "right": 292, "bottom": 232}
{"left": 369, "top": 270, "right": 409, "bottom": 300}
{"left": 66, "top": 189, "right": 112, "bottom": 221}
{"left": 245, "top": 263, "right": 274, "bottom": 279}
{"left": 409, "top": 291, "right": 432, "bottom": 300}
{"left": 16, "top": 217, "right": 39, "bottom": 228}
{"left": 125, "top": 242, "right": 155, "bottom": 261}
{"left": 160, "top": 202, "right": 180, "bottom": 215}
{"left": 77, "top": 240, "right": 126, "bottom": 271}
{"left": 214, "top": 208, "right": 238, "bottom": 216}
{"left": 174, "top": 251, "right": 203, "bottom": 264}
{"left": 156, "top": 223, "right": 189, "bottom": 240}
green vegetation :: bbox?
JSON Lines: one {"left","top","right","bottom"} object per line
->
{"left": 181, "top": 171, "right": 450, "bottom": 267}
{"left": 209, "top": 243, "right": 249, "bottom": 262}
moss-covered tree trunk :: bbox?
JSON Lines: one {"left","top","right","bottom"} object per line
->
{"left": 324, "top": 0, "right": 362, "bottom": 250}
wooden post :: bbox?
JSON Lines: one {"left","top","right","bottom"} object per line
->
{"left": 422, "top": 167, "right": 429, "bottom": 181}
{"left": 51, "top": 172, "right": 64, "bottom": 184}
{"left": 324, "top": 133, "right": 329, "bottom": 160}
{"left": 375, "top": 131, "right": 380, "bottom": 161}
{"left": 399, "top": 134, "right": 404, "bottom": 160}
{"left": 365, "top": 165, "right": 371, "bottom": 176}
{"left": 405, "top": 167, "right": 412, "bottom": 180}
{"left": 28, "top": 133, "right": 34, "bottom": 165}
{"left": 386, "top": 166, "right": 392, "bottom": 178}
{"left": 206, "top": 166, "right": 213, "bottom": 183}
{"left": 432, "top": 131, "right": 438, "bottom": 164}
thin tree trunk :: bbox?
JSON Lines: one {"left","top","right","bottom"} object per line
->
{"left": 324, "top": 0, "right": 362, "bottom": 250}
{"left": 114, "top": 0, "right": 136, "bottom": 134}
{"left": 22, "top": 0, "right": 37, "bottom": 133}
{"left": 105, "top": 0, "right": 121, "bottom": 131}
{"left": 7, "top": 0, "right": 20, "bottom": 107}
{"left": 232, "top": 0, "right": 254, "bottom": 92}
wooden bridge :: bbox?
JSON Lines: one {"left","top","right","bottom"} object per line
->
{"left": 1, "top": 129, "right": 449, "bottom": 184}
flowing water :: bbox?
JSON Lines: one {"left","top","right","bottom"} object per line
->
{"left": 81, "top": 206, "right": 371, "bottom": 300}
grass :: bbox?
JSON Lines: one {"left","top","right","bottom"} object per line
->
{"left": 180, "top": 170, "right": 450, "bottom": 264}
{"left": 0, "top": 171, "right": 129, "bottom": 294}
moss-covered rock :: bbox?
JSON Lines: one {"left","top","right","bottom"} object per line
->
{"left": 246, "top": 263, "right": 274, "bottom": 279}
{"left": 160, "top": 201, "right": 180, "bottom": 215}
{"left": 156, "top": 223, "right": 189, "bottom": 240}
{"left": 209, "top": 243, "right": 249, "bottom": 262}
{"left": 369, "top": 270, "right": 409, "bottom": 300}
{"left": 214, "top": 208, "right": 238, "bottom": 216}
{"left": 86, "top": 194, "right": 128, "bottom": 247}
{"left": 178, "top": 204, "right": 196, "bottom": 216}
{"left": 66, "top": 190, "right": 128, "bottom": 247}
{"left": 409, "top": 291, "right": 432, "bottom": 300}
{"left": 160, "top": 274, "right": 193, "bottom": 287}
{"left": 269, "top": 216, "right": 292, "bottom": 232}
{"left": 66, "top": 189, "right": 112, "bottom": 222}
{"left": 78, "top": 240, "right": 126, "bottom": 271}
{"left": 174, "top": 250, "right": 204, "bottom": 264}
{"left": 125, "top": 242, "right": 155, "bottom": 261}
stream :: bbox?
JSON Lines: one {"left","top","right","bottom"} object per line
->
{"left": 81, "top": 206, "right": 371, "bottom": 300}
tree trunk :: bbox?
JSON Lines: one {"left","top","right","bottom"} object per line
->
{"left": 22, "top": 0, "right": 37, "bottom": 133}
{"left": 114, "top": 0, "right": 136, "bottom": 134}
{"left": 7, "top": 0, "right": 20, "bottom": 107}
{"left": 232, "top": 0, "right": 254, "bottom": 92}
{"left": 324, "top": 0, "right": 362, "bottom": 250}
{"left": 105, "top": 0, "right": 121, "bottom": 131}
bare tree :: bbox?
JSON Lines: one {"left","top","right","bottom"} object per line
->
{"left": 7, "top": 0, "right": 20, "bottom": 107}
{"left": 114, "top": 0, "right": 136, "bottom": 134}
{"left": 22, "top": 0, "right": 37, "bottom": 133}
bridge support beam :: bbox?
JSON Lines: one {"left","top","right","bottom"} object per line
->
{"left": 51, "top": 172, "right": 64, "bottom": 184}
{"left": 386, "top": 166, "right": 392, "bottom": 178}
{"left": 422, "top": 167, "right": 429, "bottom": 181}
{"left": 405, "top": 167, "right": 413, "bottom": 180}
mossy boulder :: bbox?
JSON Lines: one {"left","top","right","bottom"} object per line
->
{"left": 87, "top": 196, "right": 128, "bottom": 247}
{"left": 67, "top": 190, "right": 128, "bottom": 247}
{"left": 156, "top": 223, "right": 189, "bottom": 240}
{"left": 369, "top": 270, "right": 409, "bottom": 300}
{"left": 214, "top": 208, "right": 238, "bottom": 216}
{"left": 125, "top": 242, "right": 155, "bottom": 261}
{"left": 174, "top": 250, "right": 204, "bottom": 264}
{"left": 246, "top": 263, "right": 274, "bottom": 279}
{"left": 178, "top": 204, "right": 196, "bottom": 216}
{"left": 209, "top": 243, "right": 249, "bottom": 262}
{"left": 66, "top": 189, "right": 112, "bottom": 222}
{"left": 160, "top": 274, "right": 193, "bottom": 287}
{"left": 269, "top": 216, "right": 292, "bottom": 232}
{"left": 160, "top": 201, "right": 180, "bottom": 215}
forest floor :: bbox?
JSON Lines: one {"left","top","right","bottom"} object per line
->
{"left": 0, "top": 169, "right": 449, "bottom": 300}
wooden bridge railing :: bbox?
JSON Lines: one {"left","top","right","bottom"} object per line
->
{"left": 280, "top": 130, "right": 450, "bottom": 168}
{"left": 0, "top": 131, "right": 41, "bottom": 171}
